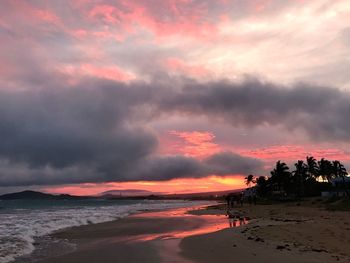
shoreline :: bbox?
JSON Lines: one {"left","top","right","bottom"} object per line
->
{"left": 14, "top": 199, "right": 350, "bottom": 263}
{"left": 182, "top": 202, "right": 350, "bottom": 263}
{"left": 6, "top": 200, "right": 214, "bottom": 263}
{"left": 12, "top": 202, "right": 221, "bottom": 263}
{"left": 23, "top": 204, "right": 233, "bottom": 263}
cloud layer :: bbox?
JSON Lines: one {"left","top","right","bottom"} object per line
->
{"left": 1, "top": 0, "right": 350, "bottom": 88}
{"left": 1, "top": 77, "right": 350, "bottom": 186}
{"left": 1, "top": 1, "right": 350, "bottom": 190}
{"left": 0, "top": 80, "right": 265, "bottom": 186}
{"left": 156, "top": 78, "right": 350, "bottom": 141}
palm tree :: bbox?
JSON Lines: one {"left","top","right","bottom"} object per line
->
{"left": 293, "top": 160, "right": 307, "bottom": 196}
{"left": 245, "top": 174, "right": 255, "bottom": 187}
{"left": 270, "top": 161, "right": 291, "bottom": 192}
{"left": 333, "top": 160, "right": 348, "bottom": 195}
{"left": 256, "top": 176, "right": 267, "bottom": 186}
{"left": 306, "top": 156, "right": 319, "bottom": 180}
{"left": 332, "top": 160, "right": 341, "bottom": 178}
{"left": 256, "top": 176, "right": 268, "bottom": 196}
{"left": 318, "top": 158, "right": 334, "bottom": 182}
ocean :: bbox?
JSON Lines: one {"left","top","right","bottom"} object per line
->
{"left": 0, "top": 199, "right": 210, "bottom": 263}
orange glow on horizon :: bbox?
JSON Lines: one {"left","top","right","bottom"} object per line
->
{"left": 130, "top": 207, "right": 248, "bottom": 241}
{"left": 42, "top": 175, "right": 246, "bottom": 196}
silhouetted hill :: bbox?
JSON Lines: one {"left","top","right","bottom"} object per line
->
{"left": 105, "top": 189, "right": 244, "bottom": 200}
{"left": 0, "top": 189, "right": 244, "bottom": 201}
{"left": 99, "top": 189, "right": 163, "bottom": 197}
{"left": 162, "top": 189, "right": 244, "bottom": 199}
{"left": 0, "top": 190, "right": 87, "bottom": 200}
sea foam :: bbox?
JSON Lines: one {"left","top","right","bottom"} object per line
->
{"left": 0, "top": 199, "right": 210, "bottom": 263}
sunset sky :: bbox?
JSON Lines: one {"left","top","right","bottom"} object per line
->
{"left": 1, "top": 0, "right": 350, "bottom": 195}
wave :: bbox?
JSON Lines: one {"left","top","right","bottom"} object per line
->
{"left": 0, "top": 200, "right": 211, "bottom": 263}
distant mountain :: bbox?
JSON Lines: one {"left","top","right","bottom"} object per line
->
{"left": 99, "top": 189, "right": 162, "bottom": 197}
{"left": 0, "top": 189, "right": 245, "bottom": 201}
{"left": 101, "top": 189, "right": 244, "bottom": 200}
{"left": 162, "top": 189, "right": 245, "bottom": 199}
{"left": 0, "top": 190, "right": 87, "bottom": 200}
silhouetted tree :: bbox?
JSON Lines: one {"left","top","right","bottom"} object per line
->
{"left": 245, "top": 156, "right": 349, "bottom": 199}
{"left": 245, "top": 174, "right": 255, "bottom": 187}
{"left": 293, "top": 160, "right": 307, "bottom": 196}
{"left": 256, "top": 176, "right": 268, "bottom": 196}
{"left": 270, "top": 161, "right": 291, "bottom": 192}
{"left": 333, "top": 160, "right": 348, "bottom": 195}
{"left": 306, "top": 156, "right": 319, "bottom": 180}
{"left": 318, "top": 158, "right": 334, "bottom": 182}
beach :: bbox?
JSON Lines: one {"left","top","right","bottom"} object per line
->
{"left": 30, "top": 206, "right": 235, "bottom": 263}
{"left": 0, "top": 199, "right": 211, "bottom": 263}
{"left": 183, "top": 201, "right": 350, "bottom": 263}
{"left": 17, "top": 199, "right": 350, "bottom": 263}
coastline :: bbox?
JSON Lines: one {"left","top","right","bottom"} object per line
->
{"left": 14, "top": 200, "right": 350, "bottom": 263}
{"left": 182, "top": 201, "right": 350, "bottom": 263}
{"left": 19, "top": 204, "right": 231, "bottom": 263}
{"left": 4, "top": 199, "right": 213, "bottom": 263}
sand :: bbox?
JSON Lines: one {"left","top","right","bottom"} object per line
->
{"left": 182, "top": 202, "right": 350, "bottom": 263}
{"left": 22, "top": 201, "right": 350, "bottom": 263}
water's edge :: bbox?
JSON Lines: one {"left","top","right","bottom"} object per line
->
{"left": 0, "top": 200, "right": 213, "bottom": 263}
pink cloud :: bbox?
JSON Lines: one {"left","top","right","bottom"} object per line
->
{"left": 165, "top": 130, "right": 221, "bottom": 158}
{"left": 89, "top": 4, "right": 125, "bottom": 25}
{"left": 60, "top": 63, "right": 134, "bottom": 82}
{"left": 240, "top": 145, "right": 350, "bottom": 162}
{"left": 33, "top": 9, "right": 62, "bottom": 26}
{"left": 163, "top": 58, "right": 211, "bottom": 77}
{"left": 81, "top": 64, "right": 134, "bottom": 81}
{"left": 5, "top": 1, "right": 63, "bottom": 27}
{"left": 87, "top": 1, "right": 218, "bottom": 41}
{"left": 71, "top": 29, "right": 88, "bottom": 39}
{"left": 250, "top": 0, "right": 273, "bottom": 13}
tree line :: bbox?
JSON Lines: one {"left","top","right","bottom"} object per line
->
{"left": 245, "top": 156, "right": 349, "bottom": 198}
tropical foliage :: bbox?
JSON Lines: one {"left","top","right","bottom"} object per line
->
{"left": 247, "top": 156, "right": 349, "bottom": 198}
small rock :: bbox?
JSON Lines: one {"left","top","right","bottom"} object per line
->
{"left": 255, "top": 237, "right": 264, "bottom": 242}
{"left": 311, "top": 248, "right": 328, "bottom": 253}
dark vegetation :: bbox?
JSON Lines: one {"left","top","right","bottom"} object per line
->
{"left": 245, "top": 156, "right": 350, "bottom": 200}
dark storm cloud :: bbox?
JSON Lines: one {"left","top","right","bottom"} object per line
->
{"left": 204, "top": 152, "right": 263, "bottom": 175}
{"left": 0, "top": 85, "right": 156, "bottom": 169}
{"left": 133, "top": 152, "right": 262, "bottom": 181}
{"left": 154, "top": 78, "right": 350, "bottom": 141}
{"left": 0, "top": 83, "right": 157, "bottom": 186}
{"left": 0, "top": 80, "right": 263, "bottom": 186}
{"left": 0, "top": 152, "right": 263, "bottom": 186}
{"left": 1, "top": 77, "right": 350, "bottom": 187}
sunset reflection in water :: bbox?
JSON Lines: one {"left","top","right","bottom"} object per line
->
{"left": 130, "top": 206, "right": 248, "bottom": 241}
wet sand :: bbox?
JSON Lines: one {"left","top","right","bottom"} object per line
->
{"left": 26, "top": 201, "right": 350, "bottom": 263}
{"left": 182, "top": 202, "right": 350, "bottom": 263}
{"left": 34, "top": 206, "right": 241, "bottom": 263}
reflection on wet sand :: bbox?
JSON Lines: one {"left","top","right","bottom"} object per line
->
{"left": 229, "top": 218, "right": 248, "bottom": 228}
{"left": 129, "top": 206, "right": 248, "bottom": 242}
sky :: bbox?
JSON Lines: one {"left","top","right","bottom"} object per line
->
{"left": 1, "top": 0, "right": 350, "bottom": 195}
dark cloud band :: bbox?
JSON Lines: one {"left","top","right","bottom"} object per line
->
{"left": 0, "top": 77, "right": 348, "bottom": 186}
